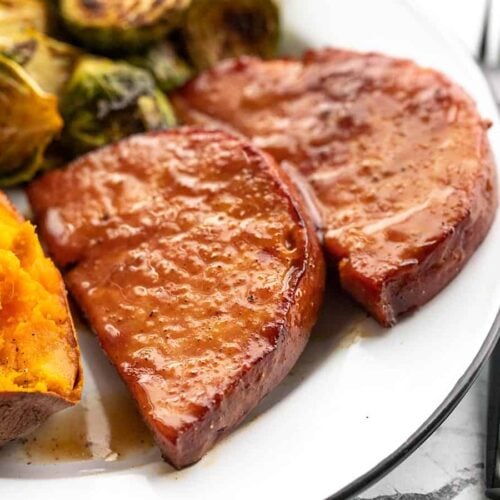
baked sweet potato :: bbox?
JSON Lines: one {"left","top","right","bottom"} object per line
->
{"left": 0, "top": 191, "right": 81, "bottom": 446}
{"left": 172, "top": 49, "right": 498, "bottom": 326}
{"left": 28, "top": 128, "right": 325, "bottom": 468}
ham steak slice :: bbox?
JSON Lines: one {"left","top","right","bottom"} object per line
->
{"left": 172, "top": 48, "right": 498, "bottom": 326}
{"left": 27, "top": 128, "right": 325, "bottom": 468}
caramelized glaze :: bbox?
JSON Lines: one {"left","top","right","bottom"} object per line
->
{"left": 172, "top": 49, "right": 498, "bottom": 325}
{"left": 28, "top": 128, "right": 325, "bottom": 467}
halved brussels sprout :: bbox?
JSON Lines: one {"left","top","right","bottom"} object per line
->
{"left": 0, "top": 54, "right": 62, "bottom": 186}
{"left": 128, "top": 40, "right": 193, "bottom": 93}
{"left": 0, "top": 0, "right": 51, "bottom": 35}
{"left": 0, "top": 30, "right": 80, "bottom": 95}
{"left": 183, "top": 0, "right": 280, "bottom": 70}
{"left": 59, "top": 0, "right": 191, "bottom": 54}
{"left": 61, "top": 56, "right": 177, "bottom": 156}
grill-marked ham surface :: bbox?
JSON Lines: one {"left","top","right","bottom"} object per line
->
{"left": 172, "top": 48, "right": 497, "bottom": 326}
{"left": 27, "top": 128, "right": 325, "bottom": 468}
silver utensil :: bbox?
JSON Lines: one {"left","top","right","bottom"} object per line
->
{"left": 479, "top": 0, "right": 500, "bottom": 103}
{"left": 479, "top": 2, "right": 500, "bottom": 497}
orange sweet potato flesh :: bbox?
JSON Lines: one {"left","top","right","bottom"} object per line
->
{"left": 172, "top": 49, "right": 498, "bottom": 326}
{"left": 0, "top": 191, "right": 82, "bottom": 446}
{"left": 27, "top": 128, "right": 325, "bottom": 468}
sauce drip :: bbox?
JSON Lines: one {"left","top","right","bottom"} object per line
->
{"left": 22, "top": 393, "right": 154, "bottom": 463}
{"left": 23, "top": 405, "right": 91, "bottom": 463}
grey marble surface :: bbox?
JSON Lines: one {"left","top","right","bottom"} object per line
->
{"left": 358, "top": 366, "right": 489, "bottom": 499}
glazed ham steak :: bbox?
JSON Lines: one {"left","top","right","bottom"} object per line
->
{"left": 28, "top": 128, "right": 325, "bottom": 468}
{"left": 172, "top": 48, "right": 498, "bottom": 326}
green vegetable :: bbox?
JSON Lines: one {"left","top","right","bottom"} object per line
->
{"left": 59, "top": 0, "right": 191, "bottom": 54}
{"left": 183, "top": 0, "right": 280, "bottom": 70}
{"left": 61, "top": 56, "right": 177, "bottom": 156}
{"left": 0, "top": 54, "right": 62, "bottom": 186}
{"left": 128, "top": 40, "right": 193, "bottom": 92}
{"left": 0, "top": 30, "right": 80, "bottom": 96}
{"left": 0, "top": 0, "right": 51, "bottom": 35}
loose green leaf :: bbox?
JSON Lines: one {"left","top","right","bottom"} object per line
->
{"left": 0, "top": 30, "right": 80, "bottom": 96}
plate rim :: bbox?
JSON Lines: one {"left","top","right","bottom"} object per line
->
{"left": 329, "top": 307, "right": 500, "bottom": 499}
{"left": 327, "top": 2, "right": 500, "bottom": 496}
{"left": 1, "top": 3, "right": 498, "bottom": 499}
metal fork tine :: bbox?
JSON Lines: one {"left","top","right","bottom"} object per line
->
{"left": 479, "top": 0, "right": 500, "bottom": 104}
{"left": 496, "top": 0, "right": 500, "bottom": 68}
{"left": 479, "top": 0, "right": 492, "bottom": 63}
{"left": 486, "top": 341, "right": 500, "bottom": 492}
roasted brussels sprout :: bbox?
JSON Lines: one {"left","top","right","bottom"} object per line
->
{"left": 183, "top": 0, "right": 279, "bottom": 70}
{"left": 61, "top": 56, "right": 177, "bottom": 156}
{"left": 0, "top": 30, "right": 80, "bottom": 95}
{"left": 0, "top": 54, "right": 62, "bottom": 186}
{"left": 0, "top": 0, "right": 51, "bottom": 35}
{"left": 128, "top": 40, "right": 193, "bottom": 93}
{"left": 59, "top": 0, "right": 191, "bottom": 54}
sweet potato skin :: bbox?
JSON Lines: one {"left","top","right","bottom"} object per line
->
{"left": 0, "top": 192, "right": 82, "bottom": 446}
{"left": 0, "top": 392, "right": 71, "bottom": 446}
{"left": 172, "top": 49, "right": 498, "bottom": 326}
{"left": 28, "top": 128, "right": 325, "bottom": 468}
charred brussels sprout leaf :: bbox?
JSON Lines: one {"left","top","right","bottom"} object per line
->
{"left": 128, "top": 40, "right": 193, "bottom": 93}
{"left": 183, "top": 0, "right": 279, "bottom": 70}
{"left": 0, "top": 54, "right": 62, "bottom": 186}
{"left": 0, "top": 0, "right": 51, "bottom": 35}
{"left": 59, "top": 0, "right": 191, "bottom": 54}
{"left": 61, "top": 56, "right": 177, "bottom": 156}
{"left": 0, "top": 30, "right": 80, "bottom": 95}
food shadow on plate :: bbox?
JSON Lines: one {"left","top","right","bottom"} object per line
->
{"left": 233, "top": 274, "right": 383, "bottom": 430}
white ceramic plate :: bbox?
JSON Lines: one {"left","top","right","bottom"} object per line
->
{"left": 1, "top": 0, "right": 500, "bottom": 498}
